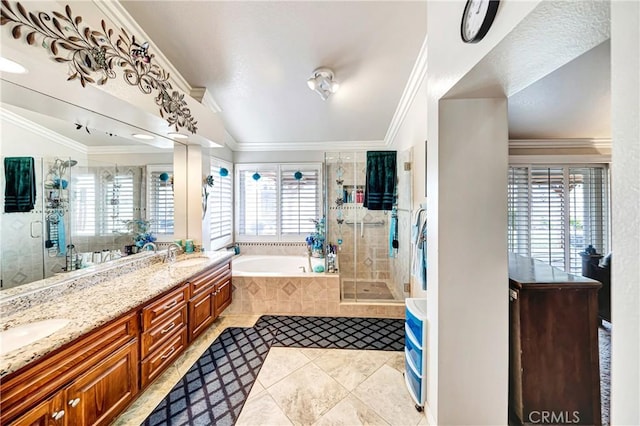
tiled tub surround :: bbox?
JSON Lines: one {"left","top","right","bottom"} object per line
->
{"left": 0, "top": 251, "right": 233, "bottom": 377}
{"left": 229, "top": 274, "right": 404, "bottom": 319}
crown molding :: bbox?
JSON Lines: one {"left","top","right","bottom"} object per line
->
{"left": 92, "top": 0, "right": 191, "bottom": 94}
{"left": 1, "top": 108, "right": 88, "bottom": 154}
{"left": 190, "top": 88, "right": 223, "bottom": 114}
{"left": 233, "top": 140, "right": 387, "bottom": 152}
{"left": 509, "top": 138, "right": 612, "bottom": 149}
{"left": 384, "top": 34, "right": 428, "bottom": 146}
{"left": 87, "top": 145, "right": 173, "bottom": 155}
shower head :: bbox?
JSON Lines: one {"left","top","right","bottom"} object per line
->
{"left": 58, "top": 158, "right": 77, "bottom": 176}
{"left": 62, "top": 160, "right": 78, "bottom": 168}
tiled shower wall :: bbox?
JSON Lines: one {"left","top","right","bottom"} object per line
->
{"left": 325, "top": 150, "right": 412, "bottom": 301}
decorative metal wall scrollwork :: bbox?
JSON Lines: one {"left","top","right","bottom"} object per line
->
{"left": 0, "top": 1, "right": 198, "bottom": 134}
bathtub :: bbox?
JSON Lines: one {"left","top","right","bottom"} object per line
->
{"left": 231, "top": 254, "right": 324, "bottom": 277}
{"left": 232, "top": 255, "right": 325, "bottom": 276}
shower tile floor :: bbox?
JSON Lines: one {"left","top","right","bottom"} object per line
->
{"left": 114, "top": 315, "right": 426, "bottom": 426}
{"left": 342, "top": 280, "right": 396, "bottom": 301}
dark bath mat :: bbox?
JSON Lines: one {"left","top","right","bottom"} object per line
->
{"left": 254, "top": 315, "right": 405, "bottom": 351}
{"left": 142, "top": 315, "right": 405, "bottom": 425}
{"left": 143, "top": 326, "right": 275, "bottom": 426}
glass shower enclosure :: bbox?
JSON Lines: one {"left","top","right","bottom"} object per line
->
{"left": 324, "top": 150, "right": 412, "bottom": 303}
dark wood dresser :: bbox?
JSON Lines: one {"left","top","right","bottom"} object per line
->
{"left": 508, "top": 253, "right": 602, "bottom": 426}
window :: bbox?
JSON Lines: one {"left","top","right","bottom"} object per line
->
{"left": 508, "top": 165, "right": 609, "bottom": 274}
{"left": 71, "top": 173, "right": 96, "bottom": 236}
{"left": 236, "top": 163, "right": 322, "bottom": 240}
{"left": 209, "top": 159, "right": 233, "bottom": 250}
{"left": 147, "top": 165, "right": 174, "bottom": 235}
{"left": 100, "top": 169, "right": 134, "bottom": 235}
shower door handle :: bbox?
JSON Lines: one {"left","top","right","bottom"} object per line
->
{"left": 31, "top": 220, "right": 42, "bottom": 238}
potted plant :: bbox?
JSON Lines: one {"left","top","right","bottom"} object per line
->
{"left": 125, "top": 218, "right": 156, "bottom": 249}
{"left": 305, "top": 217, "right": 325, "bottom": 258}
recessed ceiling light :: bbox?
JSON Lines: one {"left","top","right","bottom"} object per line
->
{"left": 0, "top": 57, "right": 28, "bottom": 74}
{"left": 132, "top": 133, "right": 154, "bottom": 140}
{"left": 168, "top": 132, "right": 188, "bottom": 139}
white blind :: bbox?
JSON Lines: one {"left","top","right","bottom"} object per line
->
{"left": 237, "top": 168, "right": 278, "bottom": 237}
{"left": 209, "top": 159, "right": 233, "bottom": 249}
{"left": 508, "top": 165, "right": 609, "bottom": 274}
{"left": 71, "top": 173, "right": 96, "bottom": 236}
{"left": 280, "top": 167, "right": 320, "bottom": 235}
{"left": 236, "top": 163, "right": 322, "bottom": 240}
{"left": 148, "top": 168, "right": 174, "bottom": 235}
{"left": 101, "top": 171, "right": 134, "bottom": 235}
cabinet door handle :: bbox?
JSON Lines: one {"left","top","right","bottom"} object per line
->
{"left": 161, "top": 346, "right": 176, "bottom": 360}
{"left": 163, "top": 300, "right": 178, "bottom": 310}
{"left": 160, "top": 322, "right": 176, "bottom": 334}
{"left": 68, "top": 397, "right": 80, "bottom": 407}
{"left": 52, "top": 410, "right": 65, "bottom": 420}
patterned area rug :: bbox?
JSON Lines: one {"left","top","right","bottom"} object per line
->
{"left": 143, "top": 316, "right": 405, "bottom": 425}
{"left": 143, "top": 327, "right": 275, "bottom": 426}
{"left": 254, "top": 315, "right": 405, "bottom": 351}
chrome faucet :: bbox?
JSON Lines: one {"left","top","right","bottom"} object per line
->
{"left": 306, "top": 247, "right": 313, "bottom": 273}
{"left": 141, "top": 242, "right": 157, "bottom": 253}
{"left": 165, "top": 242, "right": 183, "bottom": 263}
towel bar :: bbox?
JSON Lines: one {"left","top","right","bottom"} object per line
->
{"left": 344, "top": 220, "right": 385, "bottom": 226}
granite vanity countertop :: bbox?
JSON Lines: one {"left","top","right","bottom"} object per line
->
{"left": 0, "top": 251, "right": 234, "bottom": 377}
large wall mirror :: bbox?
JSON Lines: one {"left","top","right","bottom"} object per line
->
{"left": 1, "top": 87, "right": 180, "bottom": 290}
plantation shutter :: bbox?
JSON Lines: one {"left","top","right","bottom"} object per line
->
{"left": 507, "top": 166, "right": 530, "bottom": 256}
{"left": 148, "top": 168, "right": 174, "bottom": 235}
{"left": 280, "top": 167, "right": 320, "bottom": 235}
{"left": 568, "top": 167, "right": 609, "bottom": 273}
{"left": 237, "top": 168, "right": 277, "bottom": 236}
{"left": 72, "top": 173, "right": 96, "bottom": 236}
{"left": 209, "top": 160, "right": 233, "bottom": 249}
{"left": 101, "top": 171, "right": 134, "bottom": 234}
{"left": 508, "top": 165, "right": 609, "bottom": 274}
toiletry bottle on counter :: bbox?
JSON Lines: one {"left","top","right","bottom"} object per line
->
{"left": 185, "top": 239, "right": 194, "bottom": 253}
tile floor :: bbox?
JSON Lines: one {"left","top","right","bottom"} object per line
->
{"left": 114, "top": 315, "right": 426, "bottom": 426}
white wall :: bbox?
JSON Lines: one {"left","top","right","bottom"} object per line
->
{"left": 387, "top": 1, "right": 638, "bottom": 424}
{"left": 610, "top": 1, "right": 640, "bottom": 423}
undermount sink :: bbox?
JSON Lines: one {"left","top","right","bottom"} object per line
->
{"left": 171, "top": 257, "right": 210, "bottom": 268}
{"left": 0, "top": 319, "right": 71, "bottom": 356}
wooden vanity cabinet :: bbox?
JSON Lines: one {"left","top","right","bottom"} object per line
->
{"left": 2, "top": 258, "right": 233, "bottom": 425}
{"left": 140, "top": 284, "right": 188, "bottom": 389}
{"left": 187, "top": 259, "right": 232, "bottom": 342}
{"left": 2, "top": 313, "right": 139, "bottom": 426}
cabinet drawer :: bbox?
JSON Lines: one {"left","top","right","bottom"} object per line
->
{"left": 189, "top": 261, "right": 231, "bottom": 298}
{"left": 141, "top": 326, "right": 187, "bottom": 388}
{"left": 141, "top": 285, "right": 188, "bottom": 331}
{"left": 141, "top": 306, "right": 188, "bottom": 359}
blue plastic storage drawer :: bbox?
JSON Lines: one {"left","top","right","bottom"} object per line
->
{"left": 405, "top": 306, "right": 423, "bottom": 346}
{"left": 405, "top": 356, "right": 422, "bottom": 403}
{"left": 405, "top": 329, "right": 423, "bottom": 376}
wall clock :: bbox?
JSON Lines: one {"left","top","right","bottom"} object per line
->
{"left": 460, "top": 0, "right": 500, "bottom": 43}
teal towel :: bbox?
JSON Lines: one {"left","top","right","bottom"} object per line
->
{"left": 364, "top": 151, "right": 396, "bottom": 211}
{"left": 4, "top": 157, "right": 36, "bottom": 213}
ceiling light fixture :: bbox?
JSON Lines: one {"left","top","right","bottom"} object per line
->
{"left": 0, "top": 57, "right": 27, "bottom": 74}
{"left": 168, "top": 132, "right": 188, "bottom": 140}
{"left": 307, "top": 67, "right": 339, "bottom": 101}
{"left": 132, "top": 133, "right": 154, "bottom": 140}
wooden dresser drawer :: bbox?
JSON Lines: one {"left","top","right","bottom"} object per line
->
{"left": 141, "top": 305, "right": 187, "bottom": 359}
{"left": 141, "top": 326, "right": 188, "bottom": 388}
{"left": 189, "top": 260, "right": 231, "bottom": 298}
{"left": 141, "top": 285, "right": 188, "bottom": 331}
